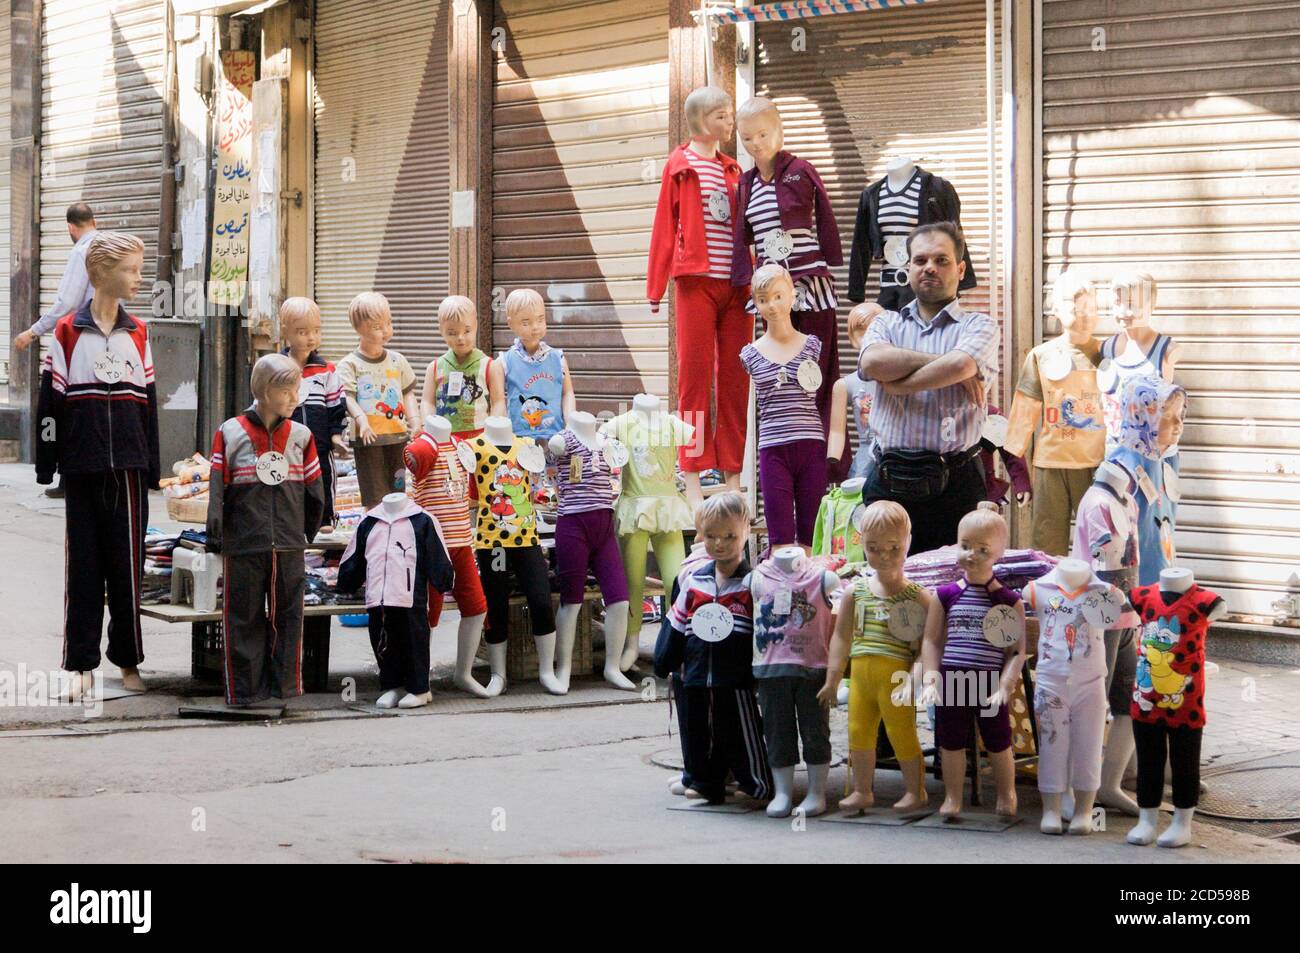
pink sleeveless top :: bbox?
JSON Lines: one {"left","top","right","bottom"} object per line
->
{"left": 751, "top": 556, "right": 835, "bottom": 678}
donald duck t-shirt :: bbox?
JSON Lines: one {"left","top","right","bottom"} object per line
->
{"left": 1129, "top": 583, "right": 1222, "bottom": 729}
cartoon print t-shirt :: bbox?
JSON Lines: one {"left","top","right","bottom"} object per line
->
{"left": 1023, "top": 575, "right": 1139, "bottom": 681}
{"left": 464, "top": 434, "right": 539, "bottom": 549}
{"left": 433, "top": 349, "right": 491, "bottom": 436}
{"left": 1012, "top": 338, "right": 1105, "bottom": 468}
{"left": 1129, "top": 583, "right": 1221, "bottom": 728}
{"left": 337, "top": 348, "right": 417, "bottom": 445}
{"left": 750, "top": 560, "right": 834, "bottom": 678}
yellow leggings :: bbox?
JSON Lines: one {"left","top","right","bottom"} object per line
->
{"left": 848, "top": 655, "right": 922, "bottom": 759}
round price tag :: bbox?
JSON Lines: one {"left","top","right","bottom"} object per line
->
{"left": 1162, "top": 461, "right": 1181, "bottom": 503}
{"left": 692, "top": 603, "right": 735, "bottom": 643}
{"left": 796, "top": 359, "right": 822, "bottom": 393}
{"left": 981, "top": 413, "right": 1009, "bottom": 448}
{"left": 762, "top": 229, "right": 795, "bottom": 263}
{"left": 888, "top": 599, "right": 926, "bottom": 646}
{"left": 982, "top": 603, "right": 1022, "bottom": 647}
{"left": 1081, "top": 588, "right": 1126, "bottom": 628}
{"left": 850, "top": 502, "right": 868, "bottom": 535}
{"left": 602, "top": 438, "right": 629, "bottom": 470}
{"left": 1095, "top": 358, "right": 1118, "bottom": 394}
{"left": 455, "top": 440, "right": 478, "bottom": 475}
{"left": 255, "top": 450, "right": 289, "bottom": 486}
{"left": 517, "top": 442, "right": 546, "bottom": 474}
{"left": 93, "top": 352, "right": 128, "bottom": 385}
{"left": 883, "top": 235, "right": 910, "bottom": 268}
{"left": 707, "top": 189, "right": 730, "bottom": 223}
{"left": 1041, "top": 347, "right": 1073, "bottom": 382}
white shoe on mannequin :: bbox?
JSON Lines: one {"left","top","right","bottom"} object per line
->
{"left": 1127, "top": 807, "right": 1160, "bottom": 845}
{"left": 554, "top": 606, "right": 580, "bottom": 693}
{"left": 376, "top": 688, "right": 402, "bottom": 709}
{"left": 1097, "top": 714, "right": 1140, "bottom": 815}
{"left": 600, "top": 600, "right": 636, "bottom": 690}
{"left": 797, "top": 763, "right": 829, "bottom": 817}
{"left": 1157, "top": 808, "right": 1194, "bottom": 848}
{"left": 766, "top": 766, "right": 796, "bottom": 818}
{"left": 453, "top": 614, "right": 490, "bottom": 698}
{"left": 535, "top": 631, "right": 565, "bottom": 695}
{"left": 398, "top": 691, "right": 432, "bottom": 709}
{"left": 59, "top": 671, "right": 94, "bottom": 704}
{"left": 1040, "top": 793, "right": 1065, "bottom": 834}
{"left": 484, "top": 641, "right": 507, "bottom": 697}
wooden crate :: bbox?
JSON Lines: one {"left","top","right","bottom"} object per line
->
{"left": 477, "top": 592, "right": 595, "bottom": 681}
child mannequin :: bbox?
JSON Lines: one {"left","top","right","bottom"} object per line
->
{"left": 921, "top": 502, "right": 1027, "bottom": 818}
{"left": 600, "top": 393, "right": 696, "bottom": 673}
{"left": 734, "top": 96, "right": 843, "bottom": 434}
{"left": 207, "top": 353, "right": 326, "bottom": 706}
{"left": 339, "top": 491, "right": 454, "bottom": 709}
{"left": 647, "top": 86, "right": 747, "bottom": 507}
{"left": 740, "top": 264, "right": 827, "bottom": 549}
{"left": 1023, "top": 557, "right": 1139, "bottom": 834}
{"left": 405, "top": 414, "right": 493, "bottom": 697}
{"left": 463, "top": 415, "right": 560, "bottom": 694}
{"left": 548, "top": 411, "right": 636, "bottom": 691}
{"left": 828, "top": 302, "right": 883, "bottom": 483}
{"left": 488, "top": 288, "right": 575, "bottom": 442}
{"left": 751, "top": 546, "right": 838, "bottom": 817}
{"left": 337, "top": 292, "right": 418, "bottom": 509}
{"left": 280, "top": 296, "right": 347, "bottom": 531}
{"left": 35, "top": 231, "right": 160, "bottom": 701}
{"left": 1127, "top": 568, "right": 1227, "bottom": 848}
{"left": 655, "top": 492, "right": 773, "bottom": 805}
{"left": 821, "top": 501, "right": 931, "bottom": 811}
{"left": 1005, "top": 270, "right": 1105, "bottom": 555}
{"left": 421, "top": 295, "right": 491, "bottom": 440}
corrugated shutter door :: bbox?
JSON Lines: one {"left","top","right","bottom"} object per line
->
{"left": 40, "top": 0, "right": 166, "bottom": 318}
{"left": 492, "top": 0, "right": 670, "bottom": 416}
{"left": 313, "top": 0, "right": 450, "bottom": 374}
{"left": 0, "top": 9, "right": 12, "bottom": 387}
{"left": 1041, "top": 0, "right": 1300, "bottom": 618}
{"left": 756, "top": 0, "right": 1006, "bottom": 430}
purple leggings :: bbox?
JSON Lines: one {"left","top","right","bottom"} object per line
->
{"left": 758, "top": 438, "right": 827, "bottom": 547}
{"left": 555, "top": 508, "right": 630, "bottom": 606}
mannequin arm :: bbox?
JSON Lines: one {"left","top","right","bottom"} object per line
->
{"left": 1161, "top": 341, "right": 1180, "bottom": 383}
{"left": 559, "top": 356, "right": 577, "bottom": 422}
{"left": 827, "top": 378, "right": 849, "bottom": 462}
{"left": 1003, "top": 392, "right": 1041, "bottom": 459}
{"left": 345, "top": 394, "right": 376, "bottom": 445}
{"left": 859, "top": 343, "right": 935, "bottom": 383}
{"left": 817, "top": 592, "right": 856, "bottom": 705}
{"left": 919, "top": 595, "right": 946, "bottom": 705}
{"left": 420, "top": 359, "right": 438, "bottom": 423}
{"left": 402, "top": 386, "right": 419, "bottom": 435}
{"left": 879, "top": 350, "right": 978, "bottom": 395}
{"left": 487, "top": 358, "right": 506, "bottom": 418}
{"left": 998, "top": 602, "right": 1028, "bottom": 697}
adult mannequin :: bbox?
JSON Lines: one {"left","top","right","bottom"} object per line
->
{"left": 847, "top": 159, "right": 977, "bottom": 309}
{"left": 1127, "top": 567, "right": 1226, "bottom": 848}
{"left": 35, "top": 232, "right": 160, "bottom": 702}
{"left": 464, "top": 415, "right": 560, "bottom": 693}
{"left": 648, "top": 86, "right": 747, "bottom": 508}
{"left": 600, "top": 393, "right": 695, "bottom": 672}
{"left": 549, "top": 411, "right": 635, "bottom": 692}
{"left": 406, "top": 414, "right": 493, "bottom": 698}
{"left": 1006, "top": 270, "right": 1105, "bottom": 554}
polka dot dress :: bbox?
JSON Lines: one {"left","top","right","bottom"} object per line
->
{"left": 464, "top": 434, "right": 539, "bottom": 550}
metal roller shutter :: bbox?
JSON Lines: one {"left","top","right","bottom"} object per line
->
{"left": 1, "top": 9, "right": 11, "bottom": 389}
{"left": 1039, "top": 0, "right": 1300, "bottom": 618}
{"left": 313, "top": 0, "right": 450, "bottom": 374}
{"left": 39, "top": 0, "right": 166, "bottom": 319}
{"left": 491, "top": 0, "right": 670, "bottom": 416}
{"left": 755, "top": 0, "right": 1006, "bottom": 400}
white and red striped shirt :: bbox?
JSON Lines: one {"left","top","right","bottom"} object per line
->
{"left": 404, "top": 432, "right": 473, "bottom": 548}
{"left": 684, "top": 148, "right": 735, "bottom": 280}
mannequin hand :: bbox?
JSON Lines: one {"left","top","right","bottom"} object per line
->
{"left": 1016, "top": 490, "right": 1031, "bottom": 506}
{"left": 13, "top": 329, "right": 37, "bottom": 352}
{"left": 986, "top": 686, "right": 1009, "bottom": 714}
{"left": 918, "top": 681, "right": 941, "bottom": 708}
{"left": 330, "top": 434, "right": 350, "bottom": 456}
{"left": 890, "top": 673, "right": 912, "bottom": 707}
{"left": 357, "top": 420, "right": 377, "bottom": 446}
{"left": 961, "top": 376, "right": 986, "bottom": 407}
{"left": 816, "top": 678, "right": 841, "bottom": 707}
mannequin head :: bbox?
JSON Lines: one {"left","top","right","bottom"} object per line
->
{"left": 349, "top": 292, "right": 394, "bottom": 354}
{"left": 85, "top": 232, "right": 145, "bottom": 303}
{"left": 847, "top": 302, "right": 884, "bottom": 351}
{"left": 685, "top": 86, "right": 733, "bottom": 145}
{"left": 1051, "top": 270, "right": 1097, "bottom": 341}
{"left": 736, "top": 97, "right": 783, "bottom": 167}
{"left": 280, "top": 296, "right": 322, "bottom": 363}
{"left": 858, "top": 500, "right": 911, "bottom": 579}
{"left": 956, "top": 502, "right": 1008, "bottom": 582}
{"left": 504, "top": 288, "right": 547, "bottom": 353}
{"left": 438, "top": 295, "right": 478, "bottom": 361}
{"left": 695, "top": 491, "right": 750, "bottom": 573}
{"left": 906, "top": 223, "right": 967, "bottom": 307}
{"left": 1116, "top": 374, "right": 1186, "bottom": 459}
{"left": 1157, "top": 390, "right": 1186, "bottom": 454}
{"left": 250, "top": 352, "right": 302, "bottom": 425}
{"left": 752, "top": 264, "right": 795, "bottom": 328}
{"left": 1111, "top": 271, "right": 1157, "bottom": 331}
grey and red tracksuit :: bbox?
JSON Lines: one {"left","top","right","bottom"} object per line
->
{"left": 207, "top": 407, "right": 325, "bottom": 705}
{"left": 35, "top": 304, "right": 161, "bottom": 673}
{"left": 337, "top": 499, "right": 454, "bottom": 695}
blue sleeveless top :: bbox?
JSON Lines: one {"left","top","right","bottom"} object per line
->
{"left": 501, "top": 340, "right": 565, "bottom": 439}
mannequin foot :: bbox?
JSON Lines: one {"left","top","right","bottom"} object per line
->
{"left": 619, "top": 636, "right": 641, "bottom": 672}
{"left": 1096, "top": 785, "right": 1140, "bottom": 816}
{"left": 669, "top": 774, "right": 686, "bottom": 796}
{"left": 58, "top": 671, "right": 94, "bottom": 703}
{"left": 939, "top": 796, "right": 963, "bottom": 818}
{"left": 1157, "top": 808, "right": 1194, "bottom": 848}
{"left": 483, "top": 674, "right": 506, "bottom": 697}
{"left": 1060, "top": 789, "right": 1075, "bottom": 822}
{"left": 538, "top": 670, "right": 566, "bottom": 695}
{"left": 120, "top": 667, "right": 145, "bottom": 692}
{"left": 602, "top": 665, "right": 637, "bottom": 691}
{"left": 1068, "top": 812, "right": 1093, "bottom": 835}
{"left": 766, "top": 766, "right": 795, "bottom": 818}
{"left": 893, "top": 790, "right": 928, "bottom": 811}
{"left": 996, "top": 791, "right": 1018, "bottom": 817}
{"left": 1127, "top": 809, "right": 1159, "bottom": 846}
{"left": 838, "top": 790, "right": 874, "bottom": 813}
{"left": 1040, "top": 810, "right": 1064, "bottom": 835}
{"left": 683, "top": 787, "right": 704, "bottom": 800}
{"left": 376, "top": 689, "right": 402, "bottom": 709}
{"left": 765, "top": 794, "right": 793, "bottom": 818}
{"left": 398, "top": 691, "right": 432, "bottom": 709}
{"left": 452, "top": 671, "right": 491, "bottom": 699}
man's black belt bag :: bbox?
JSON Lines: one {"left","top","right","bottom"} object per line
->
{"left": 877, "top": 446, "right": 980, "bottom": 503}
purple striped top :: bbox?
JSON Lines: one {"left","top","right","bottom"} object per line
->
{"left": 937, "top": 579, "right": 1023, "bottom": 671}
{"left": 552, "top": 429, "right": 616, "bottom": 516}
{"left": 741, "top": 334, "right": 825, "bottom": 449}
{"left": 745, "top": 178, "right": 838, "bottom": 315}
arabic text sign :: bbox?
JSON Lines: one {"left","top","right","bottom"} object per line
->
{"left": 208, "top": 50, "right": 255, "bottom": 307}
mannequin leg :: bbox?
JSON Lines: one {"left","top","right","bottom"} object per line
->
{"left": 223, "top": 553, "right": 273, "bottom": 705}
{"left": 475, "top": 547, "right": 516, "bottom": 695}
{"left": 715, "top": 283, "right": 754, "bottom": 478}
{"left": 939, "top": 749, "right": 968, "bottom": 817}
{"left": 368, "top": 607, "right": 403, "bottom": 701}
{"left": 794, "top": 678, "right": 831, "bottom": 816}
{"left": 876, "top": 661, "right": 926, "bottom": 809}
{"left": 1099, "top": 716, "right": 1140, "bottom": 815}
{"left": 977, "top": 680, "right": 1018, "bottom": 816}
{"left": 756, "top": 677, "right": 798, "bottom": 817}
{"left": 1128, "top": 719, "right": 1168, "bottom": 845}
{"left": 767, "top": 766, "right": 796, "bottom": 818}
{"left": 719, "top": 686, "right": 774, "bottom": 802}
{"left": 842, "top": 658, "right": 878, "bottom": 810}
{"left": 799, "top": 763, "right": 830, "bottom": 818}
{"left": 792, "top": 443, "right": 828, "bottom": 548}
{"left": 554, "top": 604, "right": 581, "bottom": 693}
{"left": 104, "top": 469, "right": 147, "bottom": 688}
{"left": 439, "top": 545, "right": 490, "bottom": 697}
{"left": 675, "top": 276, "right": 720, "bottom": 499}
{"left": 758, "top": 444, "right": 797, "bottom": 548}
{"left": 1157, "top": 726, "right": 1202, "bottom": 848}
{"left": 485, "top": 641, "right": 507, "bottom": 696}
{"left": 454, "top": 614, "right": 490, "bottom": 698}
{"left": 516, "top": 544, "right": 562, "bottom": 693}
{"left": 62, "top": 473, "right": 108, "bottom": 681}
{"left": 583, "top": 511, "right": 635, "bottom": 689}
{"left": 1066, "top": 677, "right": 1106, "bottom": 833}
{"left": 269, "top": 550, "right": 307, "bottom": 700}
{"left": 633, "top": 531, "right": 685, "bottom": 672}
{"left": 619, "top": 531, "right": 650, "bottom": 668}
{"left": 1034, "top": 677, "right": 1069, "bottom": 825}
